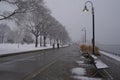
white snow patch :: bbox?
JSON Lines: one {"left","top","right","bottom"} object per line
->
{"left": 0, "top": 44, "right": 68, "bottom": 55}
{"left": 100, "top": 51, "right": 120, "bottom": 62}
{"left": 76, "top": 61, "right": 84, "bottom": 64}
{"left": 0, "top": 44, "right": 52, "bottom": 55}
{"left": 81, "top": 56, "right": 85, "bottom": 59}
{"left": 71, "top": 67, "right": 86, "bottom": 76}
{"left": 72, "top": 76, "right": 102, "bottom": 80}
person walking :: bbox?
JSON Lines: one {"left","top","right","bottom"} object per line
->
{"left": 57, "top": 43, "right": 59, "bottom": 48}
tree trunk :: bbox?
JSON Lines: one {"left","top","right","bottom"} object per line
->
{"left": 54, "top": 39, "right": 56, "bottom": 44}
{"left": 50, "top": 38, "right": 52, "bottom": 46}
{"left": 43, "top": 36, "right": 46, "bottom": 47}
{"left": 35, "top": 36, "right": 38, "bottom": 47}
{"left": 1, "top": 35, "right": 4, "bottom": 43}
{"left": 56, "top": 39, "right": 59, "bottom": 44}
{"left": 40, "top": 35, "right": 42, "bottom": 47}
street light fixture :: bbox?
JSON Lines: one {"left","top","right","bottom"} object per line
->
{"left": 83, "top": 5, "right": 89, "bottom": 12}
{"left": 83, "top": 1, "right": 95, "bottom": 55}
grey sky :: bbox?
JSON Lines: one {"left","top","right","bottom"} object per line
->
{"left": 45, "top": 0, "right": 120, "bottom": 44}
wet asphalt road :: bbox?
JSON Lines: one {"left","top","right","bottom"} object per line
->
{"left": 0, "top": 44, "right": 120, "bottom": 80}
{"left": 0, "top": 45, "right": 75, "bottom": 80}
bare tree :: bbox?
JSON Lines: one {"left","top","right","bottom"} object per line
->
{"left": 24, "top": 0, "right": 50, "bottom": 47}
{"left": 46, "top": 18, "right": 71, "bottom": 45}
{"left": 0, "top": 24, "right": 11, "bottom": 43}
{"left": 0, "top": 0, "right": 71, "bottom": 46}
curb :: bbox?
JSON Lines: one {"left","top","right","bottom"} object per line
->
{"left": 0, "top": 48, "right": 52, "bottom": 58}
{"left": 0, "top": 46, "right": 69, "bottom": 58}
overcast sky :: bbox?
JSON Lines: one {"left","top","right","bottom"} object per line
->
{"left": 45, "top": 0, "right": 120, "bottom": 44}
{"left": 0, "top": 0, "right": 120, "bottom": 45}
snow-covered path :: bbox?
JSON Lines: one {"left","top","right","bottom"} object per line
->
{"left": 100, "top": 51, "right": 120, "bottom": 62}
{"left": 0, "top": 44, "right": 52, "bottom": 55}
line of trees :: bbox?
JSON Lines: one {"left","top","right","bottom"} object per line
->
{"left": 0, "top": 0, "right": 71, "bottom": 47}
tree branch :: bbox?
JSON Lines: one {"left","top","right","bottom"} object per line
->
{"left": 0, "top": 9, "right": 26, "bottom": 20}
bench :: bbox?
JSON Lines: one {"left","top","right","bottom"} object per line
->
{"left": 91, "top": 54, "right": 98, "bottom": 60}
{"left": 90, "top": 55, "right": 109, "bottom": 76}
{"left": 95, "top": 59, "right": 108, "bottom": 69}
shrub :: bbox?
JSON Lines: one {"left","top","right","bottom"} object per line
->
{"left": 80, "top": 44, "right": 100, "bottom": 55}
{"left": 80, "top": 44, "right": 87, "bottom": 52}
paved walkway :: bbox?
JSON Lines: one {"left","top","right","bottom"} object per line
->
{"left": 30, "top": 45, "right": 110, "bottom": 80}
{"left": 0, "top": 44, "right": 112, "bottom": 80}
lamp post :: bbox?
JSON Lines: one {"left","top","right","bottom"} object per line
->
{"left": 83, "top": 1, "right": 95, "bottom": 54}
{"left": 81, "top": 27, "right": 86, "bottom": 44}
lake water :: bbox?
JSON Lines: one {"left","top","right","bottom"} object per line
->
{"left": 97, "top": 44, "right": 120, "bottom": 56}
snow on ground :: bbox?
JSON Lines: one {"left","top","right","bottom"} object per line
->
{"left": 71, "top": 67, "right": 102, "bottom": 80}
{"left": 100, "top": 51, "right": 120, "bottom": 62}
{"left": 0, "top": 43, "right": 53, "bottom": 55}
{"left": 71, "top": 67, "right": 86, "bottom": 76}
{"left": 76, "top": 61, "right": 84, "bottom": 64}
